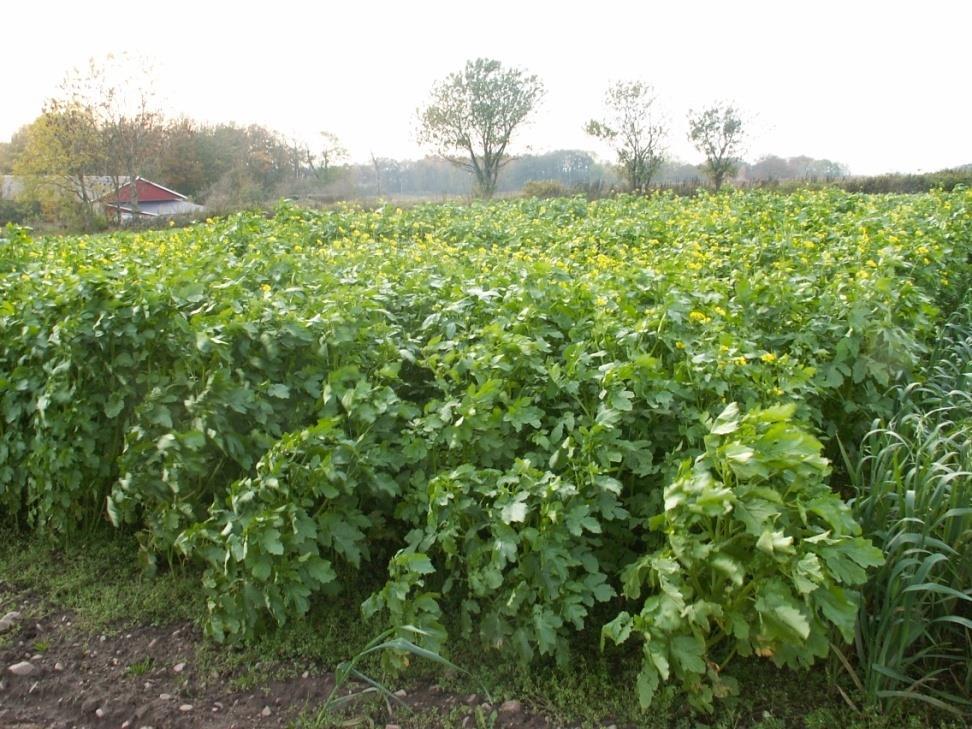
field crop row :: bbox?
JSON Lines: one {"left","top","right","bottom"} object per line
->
{"left": 1, "top": 189, "right": 970, "bottom": 709}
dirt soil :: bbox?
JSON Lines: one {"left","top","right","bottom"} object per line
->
{"left": 0, "top": 592, "right": 550, "bottom": 729}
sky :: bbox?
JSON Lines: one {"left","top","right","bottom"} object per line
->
{"left": 2, "top": 0, "right": 970, "bottom": 175}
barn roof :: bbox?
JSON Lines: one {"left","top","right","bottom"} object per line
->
{"left": 103, "top": 177, "right": 188, "bottom": 204}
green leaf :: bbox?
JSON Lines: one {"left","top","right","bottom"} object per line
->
{"left": 636, "top": 663, "right": 660, "bottom": 708}
{"left": 305, "top": 556, "right": 336, "bottom": 586}
{"left": 792, "top": 553, "right": 825, "bottom": 594}
{"left": 566, "top": 504, "right": 599, "bottom": 535}
{"left": 250, "top": 555, "right": 272, "bottom": 581}
{"left": 734, "top": 496, "right": 781, "bottom": 536}
{"left": 843, "top": 538, "right": 885, "bottom": 569}
{"left": 711, "top": 554, "right": 744, "bottom": 587}
{"left": 609, "top": 389, "right": 634, "bottom": 411}
{"left": 601, "top": 611, "right": 632, "bottom": 647}
{"left": 670, "top": 634, "right": 706, "bottom": 674}
{"left": 710, "top": 403, "right": 741, "bottom": 435}
{"left": 724, "top": 442, "right": 754, "bottom": 464}
{"left": 647, "top": 641, "right": 670, "bottom": 680}
{"left": 182, "top": 430, "right": 206, "bottom": 450}
{"left": 398, "top": 552, "right": 436, "bottom": 575}
{"left": 259, "top": 528, "right": 284, "bottom": 555}
{"left": 771, "top": 605, "right": 810, "bottom": 641}
{"left": 104, "top": 394, "right": 125, "bottom": 418}
{"left": 533, "top": 609, "right": 562, "bottom": 655}
{"left": 820, "top": 538, "right": 884, "bottom": 585}
{"left": 813, "top": 585, "right": 859, "bottom": 643}
{"left": 501, "top": 500, "right": 528, "bottom": 524}
{"left": 750, "top": 403, "right": 796, "bottom": 423}
{"left": 757, "top": 530, "right": 795, "bottom": 556}
{"left": 505, "top": 400, "right": 543, "bottom": 431}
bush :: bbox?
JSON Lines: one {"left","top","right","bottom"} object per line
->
{"left": 0, "top": 199, "right": 40, "bottom": 226}
{"left": 521, "top": 179, "right": 569, "bottom": 198}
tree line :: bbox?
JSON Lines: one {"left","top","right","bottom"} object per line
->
{"left": 0, "top": 54, "right": 854, "bottom": 227}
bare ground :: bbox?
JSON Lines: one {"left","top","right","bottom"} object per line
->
{"left": 0, "top": 592, "right": 551, "bottom": 729}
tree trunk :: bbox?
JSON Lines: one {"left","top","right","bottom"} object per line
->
{"left": 111, "top": 175, "right": 122, "bottom": 225}
{"left": 478, "top": 171, "right": 496, "bottom": 199}
{"left": 129, "top": 167, "right": 140, "bottom": 217}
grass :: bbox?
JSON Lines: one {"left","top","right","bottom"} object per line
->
{"left": 126, "top": 656, "right": 155, "bottom": 676}
{"left": 842, "top": 309, "right": 972, "bottom": 716}
{"left": 0, "top": 528, "right": 203, "bottom": 630}
{"left": 0, "top": 528, "right": 966, "bottom": 727}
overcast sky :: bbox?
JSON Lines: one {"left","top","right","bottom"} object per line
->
{"left": 3, "top": 0, "right": 969, "bottom": 175}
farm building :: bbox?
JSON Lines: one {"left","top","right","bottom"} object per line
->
{"left": 101, "top": 178, "right": 204, "bottom": 221}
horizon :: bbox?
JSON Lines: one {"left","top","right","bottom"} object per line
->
{"left": 3, "top": 0, "right": 970, "bottom": 176}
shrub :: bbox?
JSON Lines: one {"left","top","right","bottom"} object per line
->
{"left": 521, "top": 179, "right": 569, "bottom": 198}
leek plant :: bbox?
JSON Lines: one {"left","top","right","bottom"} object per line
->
{"left": 845, "top": 309, "right": 972, "bottom": 714}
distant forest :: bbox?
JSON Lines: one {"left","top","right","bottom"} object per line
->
{"left": 0, "top": 119, "right": 849, "bottom": 207}
{"left": 2, "top": 115, "right": 969, "bottom": 231}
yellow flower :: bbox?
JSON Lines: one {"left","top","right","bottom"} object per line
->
{"left": 761, "top": 352, "right": 777, "bottom": 364}
{"left": 734, "top": 356, "right": 748, "bottom": 366}
{"left": 675, "top": 341, "right": 685, "bottom": 350}
{"left": 260, "top": 284, "right": 271, "bottom": 293}
{"left": 689, "top": 311, "right": 710, "bottom": 324}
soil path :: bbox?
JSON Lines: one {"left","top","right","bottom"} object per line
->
{"left": 0, "top": 594, "right": 547, "bottom": 729}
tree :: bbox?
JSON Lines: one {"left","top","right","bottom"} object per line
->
{"left": 687, "top": 104, "right": 745, "bottom": 190}
{"left": 15, "top": 54, "right": 165, "bottom": 224}
{"left": 585, "top": 81, "right": 666, "bottom": 191}
{"left": 791, "top": 156, "right": 848, "bottom": 180}
{"left": 12, "top": 109, "right": 105, "bottom": 226}
{"left": 747, "top": 154, "right": 791, "bottom": 182}
{"left": 418, "top": 58, "right": 544, "bottom": 198}
{"left": 53, "top": 54, "right": 164, "bottom": 218}
{"left": 316, "top": 131, "right": 348, "bottom": 181}
{"left": 495, "top": 150, "right": 603, "bottom": 192}
{"left": 157, "top": 118, "right": 208, "bottom": 197}
{"left": 0, "top": 133, "right": 24, "bottom": 174}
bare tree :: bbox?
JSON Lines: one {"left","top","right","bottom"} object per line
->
{"left": 370, "top": 152, "right": 383, "bottom": 196}
{"left": 687, "top": 103, "right": 745, "bottom": 191}
{"left": 282, "top": 134, "right": 313, "bottom": 181}
{"left": 50, "top": 54, "right": 164, "bottom": 221}
{"left": 317, "top": 131, "right": 348, "bottom": 179}
{"left": 585, "top": 81, "right": 666, "bottom": 191}
{"left": 417, "top": 58, "right": 544, "bottom": 198}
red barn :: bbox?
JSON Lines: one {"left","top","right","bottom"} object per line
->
{"left": 101, "top": 178, "right": 204, "bottom": 221}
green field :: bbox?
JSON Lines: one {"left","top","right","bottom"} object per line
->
{"left": 1, "top": 189, "right": 970, "bottom": 721}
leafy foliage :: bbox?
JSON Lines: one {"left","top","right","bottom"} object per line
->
{"left": 688, "top": 104, "right": 745, "bottom": 190}
{"left": 418, "top": 58, "right": 544, "bottom": 197}
{"left": 604, "top": 403, "right": 884, "bottom": 710}
{"left": 586, "top": 80, "right": 667, "bottom": 191}
{"left": 1, "top": 189, "right": 970, "bottom": 709}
